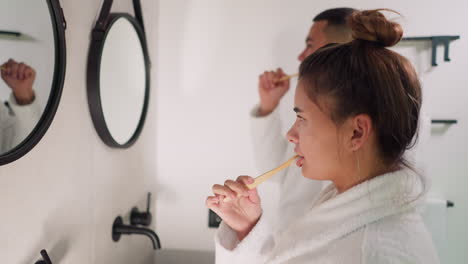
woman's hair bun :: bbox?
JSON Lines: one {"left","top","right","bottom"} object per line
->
{"left": 349, "top": 9, "right": 403, "bottom": 47}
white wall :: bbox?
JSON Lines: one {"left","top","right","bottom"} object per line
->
{"left": 1, "top": 0, "right": 466, "bottom": 263}
{"left": 155, "top": 0, "right": 468, "bottom": 263}
{"left": 0, "top": 0, "right": 159, "bottom": 263}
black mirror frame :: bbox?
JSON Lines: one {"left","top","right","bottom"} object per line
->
{"left": 0, "top": 0, "right": 67, "bottom": 166}
{"left": 87, "top": 0, "right": 150, "bottom": 148}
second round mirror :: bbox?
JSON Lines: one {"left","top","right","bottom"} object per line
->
{"left": 87, "top": 0, "right": 150, "bottom": 148}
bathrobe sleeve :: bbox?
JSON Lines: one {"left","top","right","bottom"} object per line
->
{"left": 0, "top": 102, "right": 16, "bottom": 152}
{"left": 7, "top": 93, "right": 42, "bottom": 146}
{"left": 215, "top": 215, "right": 273, "bottom": 264}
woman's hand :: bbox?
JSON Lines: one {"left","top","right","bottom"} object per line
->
{"left": 206, "top": 176, "right": 262, "bottom": 241}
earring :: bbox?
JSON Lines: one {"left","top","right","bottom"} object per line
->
{"left": 354, "top": 151, "right": 361, "bottom": 180}
{"left": 357, "top": 154, "right": 361, "bottom": 172}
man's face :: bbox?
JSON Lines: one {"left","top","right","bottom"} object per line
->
{"left": 297, "top": 20, "right": 329, "bottom": 62}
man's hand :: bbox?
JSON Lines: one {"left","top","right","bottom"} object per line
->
{"left": 1, "top": 59, "right": 36, "bottom": 105}
{"left": 258, "top": 68, "right": 290, "bottom": 116}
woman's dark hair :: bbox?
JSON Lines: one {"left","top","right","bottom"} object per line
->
{"left": 299, "top": 9, "right": 421, "bottom": 168}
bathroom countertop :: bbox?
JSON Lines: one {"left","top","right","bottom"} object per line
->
{"left": 153, "top": 249, "right": 214, "bottom": 264}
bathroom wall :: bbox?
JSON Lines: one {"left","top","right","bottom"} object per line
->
{"left": 0, "top": 0, "right": 159, "bottom": 263}
{"left": 1, "top": 0, "right": 466, "bottom": 263}
{"left": 155, "top": 0, "right": 468, "bottom": 263}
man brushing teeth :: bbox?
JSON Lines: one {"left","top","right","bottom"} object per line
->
{"left": 249, "top": 8, "right": 356, "bottom": 227}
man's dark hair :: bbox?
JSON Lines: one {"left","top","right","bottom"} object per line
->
{"left": 313, "top": 7, "right": 356, "bottom": 25}
{"left": 312, "top": 8, "right": 356, "bottom": 42}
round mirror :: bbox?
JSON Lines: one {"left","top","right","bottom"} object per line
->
{"left": 0, "top": 0, "right": 66, "bottom": 165}
{"left": 87, "top": 8, "right": 150, "bottom": 148}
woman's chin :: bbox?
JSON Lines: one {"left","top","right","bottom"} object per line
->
{"left": 301, "top": 165, "right": 327, "bottom": 181}
{"left": 301, "top": 165, "right": 313, "bottom": 179}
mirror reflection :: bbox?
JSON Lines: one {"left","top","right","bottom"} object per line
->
{"left": 0, "top": 0, "right": 55, "bottom": 153}
{"left": 99, "top": 17, "right": 147, "bottom": 145}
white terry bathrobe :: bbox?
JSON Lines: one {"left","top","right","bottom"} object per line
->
{"left": 214, "top": 168, "right": 440, "bottom": 263}
{"left": 0, "top": 94, "right": 42, "bottom": 152}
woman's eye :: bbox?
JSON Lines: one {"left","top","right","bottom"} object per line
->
{"left": 296, "top": 115, "right": 305, "bottom": 121}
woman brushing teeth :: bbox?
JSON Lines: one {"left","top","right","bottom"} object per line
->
{"left": 206, "top": 9, "right": 439, "bottom": 264}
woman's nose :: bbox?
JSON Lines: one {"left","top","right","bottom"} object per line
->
{"left": 287, "top": 127, "right": 298, "bottom": 144}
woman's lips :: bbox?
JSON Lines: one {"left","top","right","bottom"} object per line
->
{"left": 296, "top": 156, "right": 305, "bottom": 167}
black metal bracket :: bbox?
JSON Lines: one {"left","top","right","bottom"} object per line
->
{"left": 401, "top": 35, "right": 460, "bottom": 66}
{"left": 431, "top": 119, "right": 458, "bottom": 125}
{"left": 0, "top": 30, "right": 22, "bottom": 37}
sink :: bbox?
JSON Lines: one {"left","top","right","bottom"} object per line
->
{"left": 154, "top": 249, "right": 215, "bottom": 264}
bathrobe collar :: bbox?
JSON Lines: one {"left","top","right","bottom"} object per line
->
{"left": 269, "top": 168, "right": 425, "bottom": 263}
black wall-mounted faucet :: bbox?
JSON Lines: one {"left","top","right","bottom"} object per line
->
{"left": 131, "top": 192, "right": 152, "bottom": 226}
{"left": 112, "top": 216, "right": 161, "bottom": 250}
{"left": 35, "top": 249, "right": 52, "bottom": 264}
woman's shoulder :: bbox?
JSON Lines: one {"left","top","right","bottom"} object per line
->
{"left": 362, "top": 211, "right": 440, "bottom": 263}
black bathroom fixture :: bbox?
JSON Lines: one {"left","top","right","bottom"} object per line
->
{"left": 401, "top": 35, "right": 460, "bottom": 66}
{"left": 0, "top": 30, "right": 21, "bottom": 37}
{"left": 112, "top": 216, "right": 161, "bottom": 250}
{"left": 34, "top": 249, "right": 52, "bottom": 264}
{"left": 431, "top": 119, "right": 458, "bottom": 125}
{"left": 130, "top": 192, "right": 152, "bottom": 226}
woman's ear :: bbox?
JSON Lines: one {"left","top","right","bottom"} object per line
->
{"left": 349, "top": 114, "right": 372, "bottom": 151}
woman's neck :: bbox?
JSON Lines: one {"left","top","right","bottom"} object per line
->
{"left": 333, "top": 153, "right": 397, "bottom": 194}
